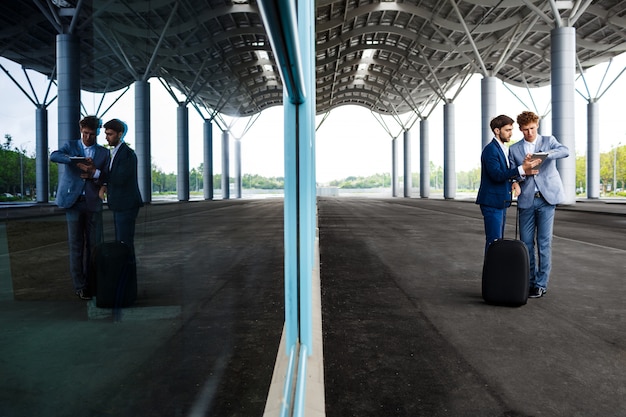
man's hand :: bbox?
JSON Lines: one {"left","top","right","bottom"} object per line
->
{"left": 77, "top": 158, "right": 95, "bottom": 179}
{"left": 512, "top": 182, "right": 521, "bottom": 198}
{"left": 99, "top": 186, "right": 107, "bottom": 200}
{"left": 521, "top": 153, "right": 540, "bottom": 176}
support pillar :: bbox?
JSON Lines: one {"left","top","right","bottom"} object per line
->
{"left": 551, "top": 27, "right": 576, "bottom": 204}
{"left": 539, "top": 118, "right": 550, "bottom": 136}
{"left": 35, "top": 106, "right": 49, "bottom": 203}
{"left": 403, "top": 131, "right": 412, "bottom": 197}
{"left": 56, "top": 34, "right": 80, "bottom": 182}
{"left": 234, "top": 139, "right": 242, "bottom": 198}
{"left": 176, "top": 103, "right": 189, "bottom": 201}
{"left": 443, "top": 102, "right": 456, "bottom": 199}
{"left": 135, "top": 80, "right": 151, "bottom": 203}
{"left": 587, "top": 101, "right": 600, "bottom": 198}
{"left": 221, "top": 132, "right": 230, "bottom": 199}
{"left": 481, "top": 76, "right": 497, "bottom": 149}
{"left": 420, "top": 119, "right": 429, "bottom": 198}
{"left": 203, "top": 120, "right": 214, "bottom": 200}
{"left": 392, "top": 138, "right": 399, "bottom": 197}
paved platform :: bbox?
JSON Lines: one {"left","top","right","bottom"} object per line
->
{"left": 319, "top": 197, "right": 626, "bottom": 417}
{"left": 0, "top": 197, "right": 625, "bottom": 416}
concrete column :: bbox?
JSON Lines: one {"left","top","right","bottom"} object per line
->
{"left": 35, "top": 106, "right": 49, "bottom": 203}
{"left": 443, "top": 102, "right": 456, "bottom": 199}
{"left": 481, "top": 76, "right": 497, "bottom": 149}
{"left": 221, "top": 131, "right": 230, "bottom": 199}
{"left": 134, "top": 80, "right": 151, "bottom": 203}
{"left": 420, "top": 119, "right": 429, "bottom": 198}
{"left": 587, "top": 101, "right": 600, "bottom": 198}
{"left": 203, "top": 120, "right": 214, "bottom": 200}
{"left": 234, "top": 139, "right": 242, "bottom": 198}
{"left": 539, "top": 118, "right": 550, "bottom": 136}
{"left": 551, "top": 27, "right": 576, "bottom": 205}
{"left": 56, "top": 34, "right": 80, "bottom": 182}
{"left": 392, "top": 137, "right": 399, "bottom": 197}
{"left": 403, "top": 130, "right": 411, "bottom": 198}
{"left": 176, "top": 104, "right": 189, "bottom": 201}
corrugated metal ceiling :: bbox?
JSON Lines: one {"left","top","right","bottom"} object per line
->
{"left": 0, "top": 0, "right": 624, "bottom": 117}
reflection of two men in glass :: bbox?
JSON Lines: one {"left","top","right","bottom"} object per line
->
{"left": 51, "top": 116, "right": 143, "bottom": 300}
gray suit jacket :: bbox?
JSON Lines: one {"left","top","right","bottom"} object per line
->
{"left": 508, "top": 135, "right": 569, "bottom": 209}
{"left": 51, "top": 140, "right": 110, "bottom": 211}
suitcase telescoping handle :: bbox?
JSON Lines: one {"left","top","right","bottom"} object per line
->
{"left": 504, "top": 200, "right": 520, "bottom": 240}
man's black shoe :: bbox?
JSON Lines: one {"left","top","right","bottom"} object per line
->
{"left": 528, "top": 287, "right": 546, "bottom": 298}
{"left": 75, "top": 289, "right": 92, "bottom": 300}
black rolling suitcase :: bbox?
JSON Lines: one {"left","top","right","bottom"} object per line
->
{"left": 481, "top": 206, "right": 529, "bottom": 306}
{"left": 91, "top": 241, "right": 137, "bottom": 308}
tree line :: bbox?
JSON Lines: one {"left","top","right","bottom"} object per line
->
{"left": 151, "top": 165, "right": 285, "bottom": 194}
{"left": 0, "top": 134, "right": 59, "bottom": 200}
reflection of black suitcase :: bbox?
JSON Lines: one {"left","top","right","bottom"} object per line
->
{"left": 482, "top": 207, "right": 529, "bottom": 306}
{"left": 92, "top": 242, "right": 137, "bottom": 308}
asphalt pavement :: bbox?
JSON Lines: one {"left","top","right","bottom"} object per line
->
{"left": 319, "top": 197, "right": 626, "bottom": 417}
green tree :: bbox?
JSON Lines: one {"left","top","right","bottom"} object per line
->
{"left": 0, "top": 134, "right": 41, "bottom": 198}
{"left": 2, "top": 134, "right": 13, "bottom": 150}
{"left": 457, "top": 167, "right": 480, "bottom": 191}
{"left": 49, "top": 158, "right": 58, "bottom": 198}
{"left": 18, "top": 148, "right": 36, "bottom": 197}
{"left": 599, "top": 151, "right": 613, "bottom": 192}
{"left": 151, "top": 163, "right": 166, "bottom": 193}
{"left": 430, "top": 162, "right": 443, "bottom": 189}
{"left": 575, "top": 154, "right": 586, "bottom": 194}
{"left": 576, "top": 145, "right": 626, "bottom": 195}
{"left": 190, "top": 167, "right": 203, "bottom": 192}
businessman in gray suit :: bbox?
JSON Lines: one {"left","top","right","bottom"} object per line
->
{"left": 51, "top": 115, "right": 110, "bottom": 300}
{"left": 509, "top": 111, "right": 569, "bottom": 298}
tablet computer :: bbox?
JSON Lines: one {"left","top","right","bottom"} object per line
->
{"left": 69, "top": 156, "right": 87, "bottom": 163}
{"left": 531, "top": 152, "right": 548, "bottom": 168}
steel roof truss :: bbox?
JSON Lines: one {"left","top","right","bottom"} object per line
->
{"left": 448, "top": 0, "right": 488, "bottom": 75}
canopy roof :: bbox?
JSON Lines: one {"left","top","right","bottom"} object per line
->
{"left": 0, "top": 0, "right": 624, "bottom": 117}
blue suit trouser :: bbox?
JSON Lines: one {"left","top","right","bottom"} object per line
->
{"left": 480, "top": 205, "right": 507, "bottom": 254}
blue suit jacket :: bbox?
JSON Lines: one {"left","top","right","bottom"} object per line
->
{"left": 476, "top": 139, "right": 519, "bottom": 209}
{"left": 107, "top": 143, "right": 143, "bottom": 211}
{"left": 508, "top": 135, "right": 569, "bottom": 209}
{"left": 51, "top": 140, "right": 110, "bottom": 211}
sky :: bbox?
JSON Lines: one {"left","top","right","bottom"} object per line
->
{"left": 1, "top": 53, "right": 625, "bottom": 184}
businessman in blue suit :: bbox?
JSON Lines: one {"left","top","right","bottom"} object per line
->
{"left": 51, "top": 116, "right": 110, "bottom": 300}
{"left": 476, "top": 114, "right": 539, "bottom": 254}
{"left": 509, "top": 111, "right": 569, "bottom": 298}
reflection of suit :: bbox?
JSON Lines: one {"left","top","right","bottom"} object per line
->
{"left": 51, "top": 140, "right": 109, "bottom": 211}
{"left": 107, "top": 143, "right": 143, "bottom": 211}
{"left": 508, "top": 135, "right": 569, "bottom": 208}
{"left": 50, "top": 139, "right": 110, "bottom": 293}
{"left": 107, "top": 142, "right": 143, "bottom": 254}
